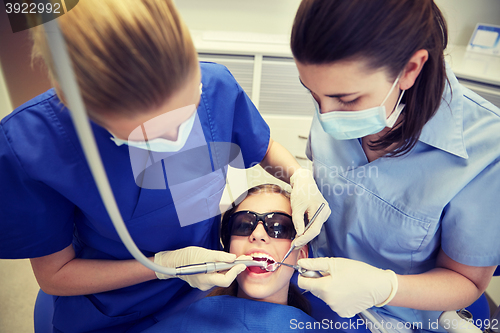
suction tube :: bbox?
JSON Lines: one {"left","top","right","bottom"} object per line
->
{"left": 43, "top": 19, "right": 177, "bottom": 277}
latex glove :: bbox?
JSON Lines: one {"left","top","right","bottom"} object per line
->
{"left": 297, "top": 257, "right": 398, "bottom": 318}
{"left": 290, "top": 168, "right": 331, "bottom": 247}
{"left": 154, "top": 246, "right": 248, "bottom": 291}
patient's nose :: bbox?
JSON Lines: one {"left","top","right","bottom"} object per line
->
{"left": 250, "top": 222, "right": 269, "bottom": 243}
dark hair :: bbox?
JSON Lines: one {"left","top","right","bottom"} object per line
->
{"left": 208, "top": 281, "right": 312, "bottom": 316}
{"left": 214, "top": 184, "right": 311, "bottom": 315}
{"left": 291, "top": 0, "right": 448, "bottom": 157}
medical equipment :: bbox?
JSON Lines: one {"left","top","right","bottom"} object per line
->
{"left": 273, "top": 203, "right": 325, "bottom": 270}
{"left": 272, "top": 261, "right": 329, "bottom": 278}
{"left": 314, "top": 74, "right": 405, "bottom": 140}
{"left": 174, "top": 260, "right": 266, "bottom": 276}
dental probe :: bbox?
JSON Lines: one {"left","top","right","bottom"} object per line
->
{"left": 174, "top": 260, "right": 266, "bottom": 276}
{"left": 279, "top": 203, "right": 326, "bottom": 266}
{"left": 275, "top": 262, "right": 330, "bottom": 278}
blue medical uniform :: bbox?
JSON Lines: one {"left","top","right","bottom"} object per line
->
{"left": 0, "top": 62, "right": 270, "bottom": 332}
{"left": 306, "top": 66, "right": 500, "bottom": 332}
{"left": 142, "top": 295, "right": 324, "bottom": 333}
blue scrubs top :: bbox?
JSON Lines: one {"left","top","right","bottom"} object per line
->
{"left": 306, "top": 66, "right": 500, "bottom": 331}
{"left": 0, "top": 62, "right": 270, "bottom": 332}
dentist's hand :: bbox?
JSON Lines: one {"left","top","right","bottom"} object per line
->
{"left": 297, "top": 257, "right": 398, "bottom": 318}
{"left": 154, "top": 246, "right": 247, "bottom": 291}
{"left": 290, "top": 168, "right": 331, "bottom": 247}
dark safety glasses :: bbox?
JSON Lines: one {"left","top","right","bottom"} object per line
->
{"left": 228, "top": 210, "right": 296, "bottom": 240}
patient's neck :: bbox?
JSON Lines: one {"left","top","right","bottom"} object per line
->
{"left": 236, "top": 285, "right": 289, "bottom": 305}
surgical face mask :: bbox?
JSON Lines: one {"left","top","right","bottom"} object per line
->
{"left": 314, "top": 75, "right": 405, "bottom": 140}
{"left": 110, "top": 83, "right": 202, "bottom": 152}
{"left": 110, "top": 109, "right": 197, "bottom": 152}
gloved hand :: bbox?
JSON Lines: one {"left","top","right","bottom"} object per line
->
{"left": 154, "top": 246, "right": 248, "bottom": 291}
{"left": 290, "top": 168, "right": 331, "bottom": 247}
{"left": 297, "top": 257, "right": 398, "bottom": 318}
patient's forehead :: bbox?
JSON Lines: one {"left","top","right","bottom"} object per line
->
{"left": 236, "top": 192, "right": 292, "bottom": 215}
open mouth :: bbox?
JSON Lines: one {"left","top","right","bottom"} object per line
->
{"left": 250, "top": 253, "right": 276, "bottom": 273}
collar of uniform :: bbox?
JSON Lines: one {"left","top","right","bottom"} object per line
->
{"left": 418, "top": 64, "right": 469, "bottom": 159}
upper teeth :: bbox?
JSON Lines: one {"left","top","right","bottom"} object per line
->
{"left": 251, "top": 253, "right": 275, "bottom": 262}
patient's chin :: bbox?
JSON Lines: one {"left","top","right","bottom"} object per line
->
{"left": 236, "top": 271, "right": 292, "bottom": 304}
{"left": 237, "top": 284, "right": 282, "bottom": 302}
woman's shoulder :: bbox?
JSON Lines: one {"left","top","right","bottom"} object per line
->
{"left": 2, "top": 88, "right": 63, "bottom": 135}
{"left": 0, "top": 89, "right": 82, "bottom": 175}
{"left": 199, "top": 61, "right": 241, "bottom": 92}
{"left": 460, "top": 85, "right": 500, "bottom": 119}
{"left": 445, "top": 68, "right": 500, "bottom": 124}
{"left": 458, "top": 82, "right": 500, "bottom": 156}
{"left": 421, "top": 69, "right": 500, "bottom": 161}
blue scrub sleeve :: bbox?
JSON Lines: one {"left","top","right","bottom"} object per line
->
{"left": 200, "top": 62, "right": 270, "bottom": 169}
{"left": 0, "top": 125, "right": 74, "bottom": 259}
{"left": 441, "top": 157, "right": 500, "bottom": 267}
{"left": 231, "top": 85, "right": 270, "bottom": 168}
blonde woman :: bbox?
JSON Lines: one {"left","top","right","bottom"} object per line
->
{"left": 0, "top": 1, "right": 329, "bottom": 332}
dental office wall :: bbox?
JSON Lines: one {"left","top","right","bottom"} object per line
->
{"left": 175, "top": 0, "right": 500, "bottom": 47}
{"left": 0, "top": 1, "right": 499, "bottom": 332}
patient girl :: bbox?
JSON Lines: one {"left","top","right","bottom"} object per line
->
{"left": 212, "top": 183, "right": 310, "bottom": 313}
{"left": 143, "top": 185, "right": 315, "bottom": 332}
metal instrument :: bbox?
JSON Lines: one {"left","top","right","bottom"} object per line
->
{"left": 174, "top": 260, "right": 266, "bottom": 276}
{"left": 276, "top": 261, "right": 329, "bottom": 278}
{"left": 278, "top": 203, "right": 326, "bottom": 267}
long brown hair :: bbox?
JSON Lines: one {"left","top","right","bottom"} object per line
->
{"left": 214, "top": 184, "right": 311, "bottom": 315}
{"left": 291, "top": 0, "right": 448, "bottom": 157}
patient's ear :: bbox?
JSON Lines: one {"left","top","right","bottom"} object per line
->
{"left": 297, "top": 245, "right": 308, "bottom": 261}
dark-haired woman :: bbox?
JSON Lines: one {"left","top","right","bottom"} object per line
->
{"left": 289, "top": 0, "right": 500, "bottom": 330}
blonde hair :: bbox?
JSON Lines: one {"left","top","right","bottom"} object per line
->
{"left": 30, "top": 0, "right": 198, "bottom": 116}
